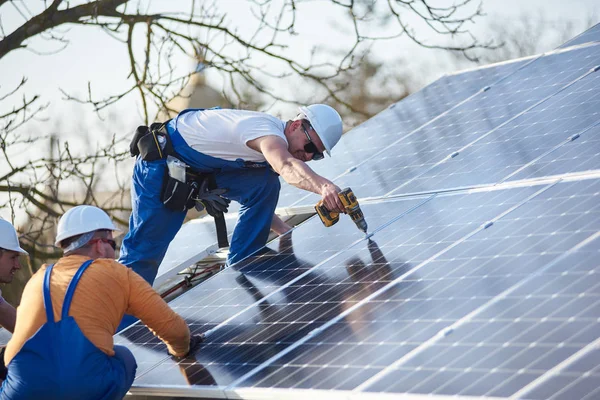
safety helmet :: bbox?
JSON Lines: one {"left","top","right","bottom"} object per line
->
{"left": 55, "top": 205, "right": 120, "bottom": 247}
{"left": 0, "top": 219, "right": 28, "bottom": 255}
{"left": 299, "top": 104, "right": 343, "bottom": 156}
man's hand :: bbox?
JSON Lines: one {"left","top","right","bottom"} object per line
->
{"left": 187, "top": 333, "right": 205, "bottom": 356}
{"left": 195, "top": 181, "right": 230, "bottom": 216}
{"left": 321, "top": 183, "right": 345, "bottom": 214}
{"left": 170, "top": 333, "right": 205, "bottom": 361}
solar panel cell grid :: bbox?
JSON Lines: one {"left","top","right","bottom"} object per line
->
{"left": 358, "top": 183, "right": 600, "bottom": 397}
{"left": 119, "top": 198, "right": 429, "bottom": 380}
{"left": 232, "top": 180, "right": 599, "bottom": 393}
{"left": 507, "top": 121, "right": 600, "bottom": 181}
{"left": 397, "top": 69, "right": 600, "bottom": 193}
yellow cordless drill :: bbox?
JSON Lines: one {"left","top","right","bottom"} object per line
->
{"left": 315, "top": 187, "right": 368, "bottom": 234}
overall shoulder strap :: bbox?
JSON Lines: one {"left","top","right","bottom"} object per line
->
{"left": 43, "top": 264, "right": 56, "bottom": 323}
{"left": 61, "top": 259, "right": 95, "bottom": 320}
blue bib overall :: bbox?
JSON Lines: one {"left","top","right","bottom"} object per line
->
{"left": 118, "top": 108, "right": 281, "bottom": 286}
{"left": 0, "top": 260, "right": 137, "bottom": 400}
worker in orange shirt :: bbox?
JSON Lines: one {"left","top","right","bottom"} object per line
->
{"left": 0, "top": 205, "right": 202, "bottom": 400}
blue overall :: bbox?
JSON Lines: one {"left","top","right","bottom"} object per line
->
{"left": 119, "top": 109, "right": 281, "bottom": 286}
{"left": 0, "top": 260, "right": 137, "bottom": 400}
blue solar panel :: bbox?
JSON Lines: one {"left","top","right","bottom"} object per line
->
{"left": 393, "top": 59, "right": 600, "bottom": 194}
{"left": 281, "top": 44, "right": 600, "bottom": 204}
{"left": 506, "top": 120, "right": 600, "bottom": 181}
{"left": 118, "top": 196, "right": 430, "bottom": 383}
{"left": 559, "top": 23, "right": 600, "bottom": 49}
{"left": 527, "top": 346, "right": 600, "bottom": 400}
{"left": 230, "top": 180, "right": 600, "bottom": 396}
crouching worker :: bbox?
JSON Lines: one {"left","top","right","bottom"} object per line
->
{"left": 0, "top": 205, "right": 202, "bottom": 400}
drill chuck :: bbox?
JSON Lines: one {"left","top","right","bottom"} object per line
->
{"left": 355, "top": 215, "right": 368, "bottom": 233}
{"left": 346, "top": 204, "right": 368, "bottom": 233}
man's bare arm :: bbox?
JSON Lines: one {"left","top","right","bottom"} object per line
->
{"left": 0, "top": 301, "right": 16, "bottom": 333}
{"left": 248, "top": 136, "right": 345, "bottom": 212}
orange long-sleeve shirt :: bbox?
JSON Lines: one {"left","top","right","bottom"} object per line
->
{"left": 5, "top": 255, "right": 190, "bottom": 365}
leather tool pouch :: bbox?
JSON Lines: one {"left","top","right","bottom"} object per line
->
{"left": 130, "top": 121, "right": 174, "bottom": 161}
{"left": 161, "top": 157, "right": 198, "bottom": 212}
{"left": 137, "top": 132, "right": 164, "bottom": 161}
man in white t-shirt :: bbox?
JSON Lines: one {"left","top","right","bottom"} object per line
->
{"left": 0, "top": 219, "right": 28, "bottom": 334}
{"left": 119, "top": 104, "right": 345, "bottom": 288}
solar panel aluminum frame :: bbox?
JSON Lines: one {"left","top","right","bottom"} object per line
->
{"left": 128, "top": 385, "right": 510, "bottom": 400}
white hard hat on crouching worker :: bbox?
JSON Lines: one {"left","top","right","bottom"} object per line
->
{"left": 299, "top": 104, "right": 343, "bottom": 156}
{"left": 0, "top": 219, "right": 28, "bottom": 255}
{"left": 55, "top": 205, "right": 120, "bottom": 247}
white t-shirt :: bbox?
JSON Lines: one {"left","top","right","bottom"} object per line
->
{"left": 175, "top": 109, "right": 287, "bottom": 162}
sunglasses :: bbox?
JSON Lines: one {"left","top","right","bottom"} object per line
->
{"left": 88, "top": 238, "right": 117, "bottom": 250}
{"left": 301, "top": 123, "right": 324, "bottom": 161}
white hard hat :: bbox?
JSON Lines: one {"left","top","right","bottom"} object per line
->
{"left": 55, "top": 205, "right": 120, "bottom": 247}
{"left": 299, "top": 104, "right": 343, "bottom": 156}
{"left": 0, "top": 219, "right": 28, "bottom": 255}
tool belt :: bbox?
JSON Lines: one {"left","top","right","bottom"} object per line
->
{"left": 129, "top": 122, "right": 230, "bottom": 249}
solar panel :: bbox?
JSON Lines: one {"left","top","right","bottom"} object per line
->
{"left": 390, "top": 57, "right": 600, "bottom": 194}
{"left": 559, "top": 23, "right": 600, "bottom": 49}
{"left": 225, "top": 179, "right": 600, "bottom": 393}
{"left": 118, "top": 196, "right": 431, "bottom": 382}
{"left": 502, "top": 119, "right": 600, "bottom": 182}
{"left": 120, "top": 25, "right": 600, "bottom": 399}
{"left": 357, "top": 180, "right": 600, "bottom": 398}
